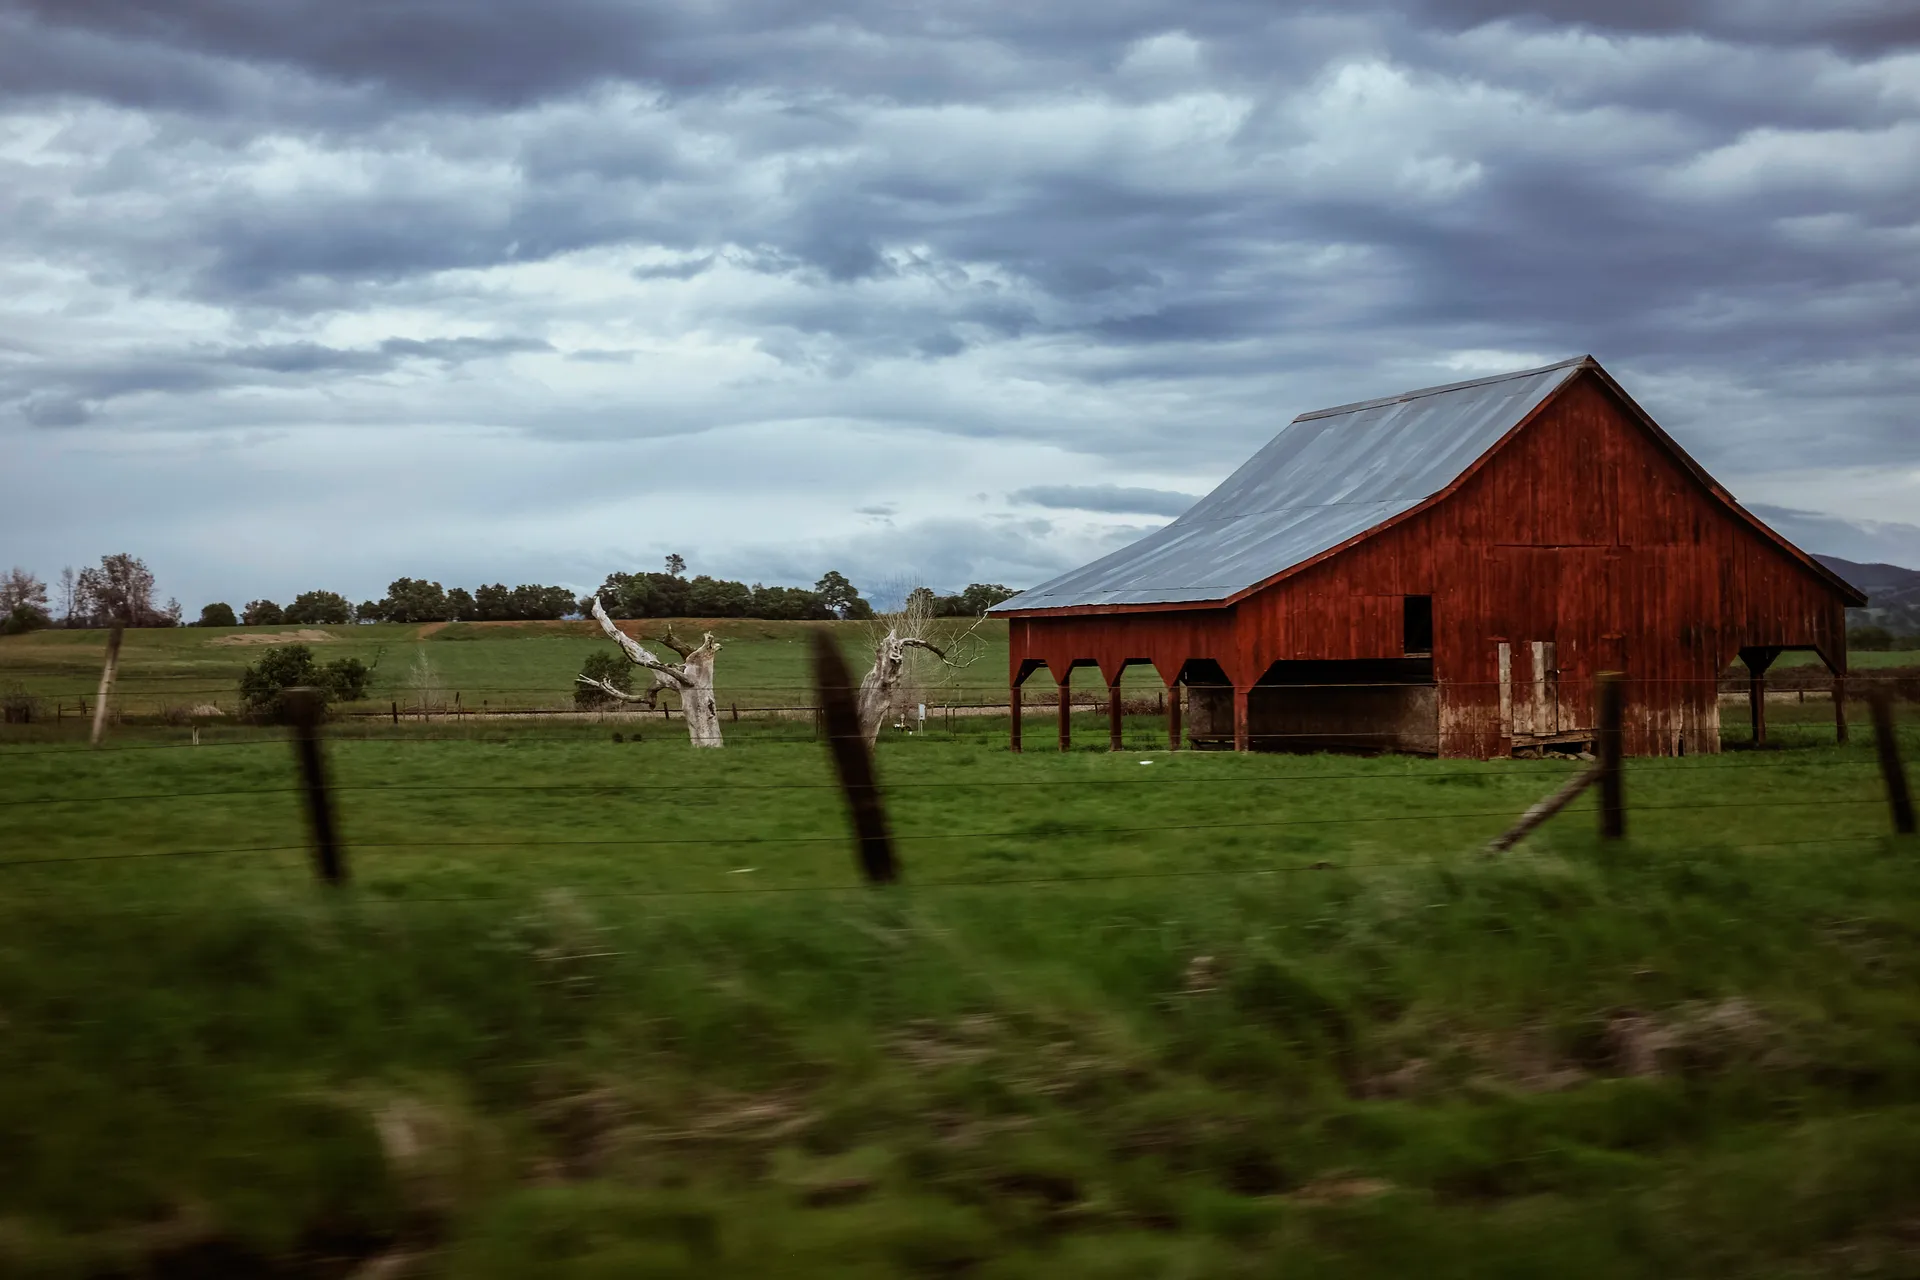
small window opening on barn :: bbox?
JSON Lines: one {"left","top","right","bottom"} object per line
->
{"left": 1403, "top": 595, "right": 1434, "bottom": 655}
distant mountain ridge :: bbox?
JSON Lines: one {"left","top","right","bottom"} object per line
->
{"left": 1815, "top": 555, "right": 1920, "bottom": 635}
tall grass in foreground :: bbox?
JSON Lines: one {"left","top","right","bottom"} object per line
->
{"left": 3, "top": 828, "right": 1920, "bottom": 1277}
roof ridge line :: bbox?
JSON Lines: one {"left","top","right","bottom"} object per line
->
{"left": 1292, "top": 355, "right": 1590, "bottom": 423}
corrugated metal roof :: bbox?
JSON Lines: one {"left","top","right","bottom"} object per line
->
{"left": 993, "top": 356, "right": 1589, "bottom": 613}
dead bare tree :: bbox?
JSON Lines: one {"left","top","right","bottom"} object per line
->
{"left": 574, "top": 595, "right": 724, "bottom": 747}
{"left": 855, "top": 587, "right": 987, "bottom": 746}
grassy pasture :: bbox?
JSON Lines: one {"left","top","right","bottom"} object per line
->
{"left": 0, "top": 619, "right": 1175, "bottom": 719}
{"left": 4, "top": 621, "right": 1906, "bottom": 721}
{"left": 2, "top": 700, "right": 1919, "bottom": 1276}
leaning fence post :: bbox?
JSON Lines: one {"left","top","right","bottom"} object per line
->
{"left": 285, "top": 688, "right": 347, "bottom": 885}
{"left": 811, "top": 631, "right": 897, "bottom": 884}
{"left": 1869, "top": 692, "right": 1915, "bottom": 836}
{"left": 89, "top": 623, "right": 125, "bottom": 747}
{"left": 1597, "top": 671, "right": 1625, "bottom": 840}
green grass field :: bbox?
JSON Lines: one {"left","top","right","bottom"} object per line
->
{"left": 0, "top": 619, "right": 1178, "bottom": 719}
{"left": 5, "top": 622, "right": 1905, "bottom": 721}
{"left": 2, "top": 687, "right": 1919, "bottom": 1276}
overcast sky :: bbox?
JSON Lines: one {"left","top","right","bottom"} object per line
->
{"left": 2, "top": 0, "right": 1918, "bottom": 610}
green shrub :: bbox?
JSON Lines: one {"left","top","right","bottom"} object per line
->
{"left": 238, "top": 645, "right": 371, "bottom": 719}
{"left": 575, "top": 650, "right": 634, "bottom": 708}
{"left": 197, "top": 602, "right": 238, "bottom": 628}
{"left": 1, "top": 603, "right": 50, "bottom": 635}
{"left": 242, "top": 599, "right": 284, "bottom": 627}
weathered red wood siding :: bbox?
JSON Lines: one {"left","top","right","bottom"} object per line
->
{"left": 1007, "top": 369, "right": 1850, "bottom": 757}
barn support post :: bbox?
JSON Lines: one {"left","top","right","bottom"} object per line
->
{"left": 1742, "top": 647, "right": 1779, "bottom": 746}
{"left": 1232, "top": 686, "right": 1250, "bottom": 753}
{"left": 1058, "top": 669, "right": 1072, "bottom": 753}
{"left": 1009, "top": 682, "right": 1023, "bottom": 754}
{"left": 1834, "top": 672, "right": 1849, "bottom": 745}
{"left": 1168, "top": 680, "right": 1182, "bottom": 752}
{"left": 1108, "top": 675, "right": 1123, "bottom": 752}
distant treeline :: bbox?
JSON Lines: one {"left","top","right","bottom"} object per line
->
{"left": 220, "top": 580, "right": 584, "bottom": 627}
{"left": 586, "top": 571, "right": 1015, "bottom": 621}
{"left": 226, "top": 571, "right": 1014, "bottom": 626}
{"left": 3, "top": 554, "right": 1020, "bottom": 634}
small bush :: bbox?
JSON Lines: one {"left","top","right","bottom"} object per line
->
{"left": 239, "top": 645, "right": 372, "bottom": 720}
{"left": 242, "top": 599, "right": 285, "bottom": 627}
{"left": 197, "top": 602, "right": 238, "bottom": 628}
{"left": 1, "top": 683, "right": 40, "bottom": 724}
{"left": 575, "top": 651, "right": 634, "bottom": 709}
{"left": 1, "top": 603, "right": 51, "bottom": 635}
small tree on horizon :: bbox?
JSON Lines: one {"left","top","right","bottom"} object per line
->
{"left": 284, "top": 590, "right": 354, "bottom": 625}
{"left": 1, "top": 568, "right": 51, "bottom": 634}
{"left": 814, "top": 570, "right": 874, "bottom": 620}
{"left": 197, "top": 602, "right": 238, "bottom": 628}
{"left": 74, "top": 553, "right": 164, "bottom": 627}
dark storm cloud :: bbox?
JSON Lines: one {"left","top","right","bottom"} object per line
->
{"left": 0, "top": 1, "right": 1309, "bottom": 112}
{"left": 5, "top": 336, "right": 552, "bottom": 425}
{"left": 1403, "top": 0, "right": 1920, "bottom": 51}
{"left": 17, "top": 394, "right": 90, "bottom": 428}
{"left": 1011, "top": 485, "right": 1200, "bottom": 516}
{"left": 224, "top": 336, "right": 550, "bottom": 372}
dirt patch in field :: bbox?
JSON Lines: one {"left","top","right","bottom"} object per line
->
{"left": 207, "top": 629, "right": 337, "bottom": 646}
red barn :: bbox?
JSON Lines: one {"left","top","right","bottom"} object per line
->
{"left": 991, "top": 356, "right": 1865, "bottom": 758}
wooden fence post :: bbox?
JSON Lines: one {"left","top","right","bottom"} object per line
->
{"left": 1597, "top": 671, "right": 1625, "bottom": 840}
{"left": 811, "top": 632, "right": 897, "bottom": 884}
{"left": 1869, "top": 692, "right": 1914, "bottom": 836}
{"left": 1058, "top": 671, "right": 1072, "bottom": 753}
{"left": 391, "top": 700, "right": 399, "bottom": 726}
{"left": 285, "top": 688, "right": 346, "bottom": 886}
{"left": 89, "top": 623, "right": 124, "bottom": 747}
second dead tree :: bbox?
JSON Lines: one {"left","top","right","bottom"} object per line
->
{"left": 855, "top": 591, "right": 985, "bottom": 747}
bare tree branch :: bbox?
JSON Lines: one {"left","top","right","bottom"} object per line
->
{"left": 651, "top": 624, "right": 695, "bottom": 659}
{"left": 574, "top": 676, "right": 661, "bottom": 705}
{"left": 588, "top": 595, "right": 688, "bottom": 687}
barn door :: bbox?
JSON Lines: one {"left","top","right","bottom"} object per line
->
{"left": 1532, "top": 641, "right": 1558, "bottom": 736}
{"left": 1500, "top": 640, "right": 1558, "bottom": 740}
